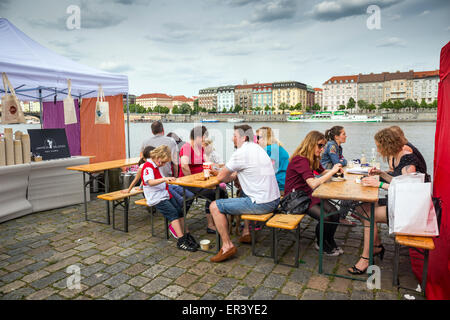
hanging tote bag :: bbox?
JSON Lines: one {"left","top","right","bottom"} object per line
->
{"left": 1, "top": 72, "right": 26, "bottom": 124}
{"left": 94, "top": 85, "right": 110, "bottom": 125}
{"left": 63, "top": 79, "right": 78, "bottom": 125}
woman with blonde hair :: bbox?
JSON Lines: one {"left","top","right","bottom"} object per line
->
{"left": 256, "top": 126, "right": 289, "bottom": 192}
{"left": 348, "top": 128, "right": 428, "bottom": 274}
{"left": 284, "top": 131, "right": 344, "bottom": 256}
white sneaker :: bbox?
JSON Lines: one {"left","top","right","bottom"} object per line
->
{"left": 314, "top": 243, "right": 341, "bottom": 256}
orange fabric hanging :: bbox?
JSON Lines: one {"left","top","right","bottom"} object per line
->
{"left": 80, "top": 94, "right": 125, "bottom": 164}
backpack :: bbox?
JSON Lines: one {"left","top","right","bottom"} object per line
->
{"left": 276, "top": 189, "right": 311, "bottom": 214}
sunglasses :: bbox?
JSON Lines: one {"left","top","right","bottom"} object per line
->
{"left": 317, "top": 143, "right": 325, "bottom": 149}
{"left": 257, "top": 135, "right": 261, "bottom": 141}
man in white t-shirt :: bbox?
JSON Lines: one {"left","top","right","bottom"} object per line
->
{"left": 209, "top": 124, "right": 280, "bottom": 263}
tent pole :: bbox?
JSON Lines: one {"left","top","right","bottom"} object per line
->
{"left": 39, "top": 88, "right": 43, "bottom": 129}
{"left": 126, "top": 93, "right": 130, "bottom": 158}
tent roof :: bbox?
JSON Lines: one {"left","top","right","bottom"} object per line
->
{"left": 0, "top": 18, "right": 128, "bottom": 101}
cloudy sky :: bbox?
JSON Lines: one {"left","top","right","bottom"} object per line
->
{"left": 1, "top": 0, "right": 449, "bottom": 97}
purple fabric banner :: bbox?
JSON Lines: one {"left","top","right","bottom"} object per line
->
{"left": 42, "top": 99, "right": 81, "bottom": 156}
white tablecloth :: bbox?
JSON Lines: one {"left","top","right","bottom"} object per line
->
{"left": 0, "top": 156, "right": 90, "bottom": 223}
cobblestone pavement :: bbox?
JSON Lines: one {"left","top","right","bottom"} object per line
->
{"left": 0, "top": 196, "right": 425, "bottom": 300}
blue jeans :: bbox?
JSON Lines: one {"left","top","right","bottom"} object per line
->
{"left": 169, "top": 185, "right": 194, "bottom": 212}
{"left": 155, "top": 197, "right": 183, "bottom": 223}
{"left": 215, "top": 195, "right": 280, "bottom": 216}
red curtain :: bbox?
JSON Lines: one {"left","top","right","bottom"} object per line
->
{"left": 412, "top": 41, "right": 450, "bottom": 300}
{"left": 80, "top": 94, "right": 126, "bottom": 164}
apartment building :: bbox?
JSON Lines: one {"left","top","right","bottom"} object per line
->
{"left": 172, "top": 95, "right": 194, "bottom": 107}
{"left": 306, "top": 85, "right": 315, "bottom": 107}
{"left": 383, "top": 70, "right": 414, "bottom": 102}
{"left": 322, "top": 75, "right": 358, "bottom": 111}
{"left": 234, "top": 84, "right": 254, "bottom": 110}
{"left": 314, "top": 88, "right": 323, "bottom": 108}
{"left": 136, "top": 93, "right": 173, "bottom": 110}
{"left": 413, "top": 70, "right": 439, "bottom": 103}
{"left": 198, "top": 87, "right": 218, "bottom": 110}
{"left": 217, "top": 85, "right": 235, "bottom": 112}
{"left": 252, "top": 83, "right": 273, "bottom": 109}
{"left": 272, "top": 81, "right": 307, "bottom": 111}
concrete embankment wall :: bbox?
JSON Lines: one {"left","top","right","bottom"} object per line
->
{"left": 128, "top": 112, "right": 437, "bottom": 123}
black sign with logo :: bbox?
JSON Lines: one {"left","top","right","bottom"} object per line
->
{"left": 27, "top": 128, "right": 71, "bottom": 160}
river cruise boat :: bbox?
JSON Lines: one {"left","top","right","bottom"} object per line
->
{"left": 287, "top": 111, "right": 382, "bottom": 123}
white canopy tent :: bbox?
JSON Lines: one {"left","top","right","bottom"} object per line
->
{"left": 0, "top": 18, "right": 131, "bottom": 156}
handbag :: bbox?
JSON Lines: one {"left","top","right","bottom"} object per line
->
{"left": 276, "top": 189, "right": 311, "bottom": 214}
{"left": 1, "top": 72, "right": 26, "bottom": 124}
{"left": 63, "top": 79, "right": 78, "bottom": 125}
{"left": 94, "top": 85, "right": 110, "bottom": 124}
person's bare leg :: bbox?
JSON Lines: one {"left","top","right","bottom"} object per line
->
{"left": 241, "top": 220, "right": 250, "bottom": 236}
{"left": 209, "top": 201, "right": 234, "bottom": 252}
{"left": 170, "top": 219, "right": 184, "bottom": 237}
{"left": 206, "top": 213, "right": 216, "bottom": 231}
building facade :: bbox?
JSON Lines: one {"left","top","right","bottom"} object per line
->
{"left": 217, "top": 85, "right": 235, "bottom": 112}
{"left": 136, "top": 93, "right": 173, "bottom": 110}
{"left": 172, "top": 95, "right": 194, "bottom": 108}
{"left": 198, "top": 87, "right": 218, "bottom": 111}
{"left": 314, "top": 88, "right": 323, "bottom": 108}
{"left": 272, "top": 81, "right": 307, "bottom": 111}
{"left": 413, "top": 70, "right": 439, "bottom": 103}
{"left": 234, "top": 84, "right": 254, "bottom": 111}
{"left": 252, "top": 83, "right": 272, "bottom": 109}
{"left": 306, "top": 85, "right": 315, "bottom": 108}
{"left": 322, "top": 75, "right": 358, "bottom": 111}
{"left": 357, "top": 73, "right": 385, "bottom": 107}
{"left": 383, "top": 70, "right": 414, "bottom": 102}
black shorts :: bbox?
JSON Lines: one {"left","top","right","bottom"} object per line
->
{"left": 378, "top": 197, "right": 389, "bottom": 226}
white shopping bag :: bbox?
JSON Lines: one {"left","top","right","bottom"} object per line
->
{"left": 63, "top": 79, "right": 78, "bottom": 125}
{"left": 1, "top": 72, "right": 26, "bottom": 124}
{"left": 94, "top": 85, "right": 110, "bottom": 125}
{"left": 388, "top": 172, "right": 424, "bottom": 234}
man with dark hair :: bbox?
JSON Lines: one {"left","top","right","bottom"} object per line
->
{"left": 209, "top": 124, "right": 280, "bottom": 262}
{"left": 141, "top": 121, "right": 178, "bottom": 177}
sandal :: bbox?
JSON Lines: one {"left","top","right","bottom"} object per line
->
{"left": 348, "top": 256, "right": 369, "bottom": 275}
{"left": 373, "top": 244, "right": 385, "bottom": 261}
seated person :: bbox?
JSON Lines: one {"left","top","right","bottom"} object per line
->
{"left": 142, "top": 145, "right": 198, "bottom": 252}
{"left": 348, "top": 128, "right": 429, "bottom": 275}
{"left": 285, "top": 130, "right": 344, "bottom": 256}
{"left": 209, "top": 124, "right": 281, "bottom": 262}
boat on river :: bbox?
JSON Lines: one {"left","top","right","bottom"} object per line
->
{"left": 227, "top": 118, "right": 244, "bottom": 123}
{"left": 201, "top": 119, "right": 219, "bottom": 123}
{"left": 287, "top": 111, "right": 382, "bottom": 123}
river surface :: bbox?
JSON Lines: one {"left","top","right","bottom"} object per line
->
{"left": 1, "top": 121, "right": 437, "bottom": 174}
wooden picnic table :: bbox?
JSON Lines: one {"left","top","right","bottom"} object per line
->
{"left": 312, "top": 173, "right": 379, "bottom": 280}
{"left": 168, "top": 172, "right": 223, "bottom": 253}
{"left": 66, "top": 157, "right": 140, "bottom": 225}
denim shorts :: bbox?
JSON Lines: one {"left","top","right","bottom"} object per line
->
{"left": 155, "top": 197, "right": 183, "bottom": 222}
{"left": 215, "top": 196, "right": 280, "bottom": 216}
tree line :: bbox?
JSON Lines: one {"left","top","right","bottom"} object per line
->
{"left": 335, "top": 97, "right": 438, "bottom": 112}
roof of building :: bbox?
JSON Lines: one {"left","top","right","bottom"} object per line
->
{"left": 172, "top": 95, "right": 194, "bottom": 102}
{"left": 314, "top": 88, "right": 323, "bottom": 92}
{"left": 357, "top": 72, "right": 386, "bottom": 83}
{"left": 384, "top": 70, "right": 414, "bottom": 81}
{"left": 323, "top": 75, "right": 358, "bottom": 85}
{"left": 414, "top": 70, "right": 440, "bottom": 79}
{"left": 137, "top": 93, "right": 172, "bottom": 99}
{"left": 235, "top": 84, "right": 255, "bottom": 89}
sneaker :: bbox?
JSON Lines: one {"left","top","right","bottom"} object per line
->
{"left": 186, "top": 233, "right": 200, "bottom": 249}
{"left": 314, "top": 242, "right": 341, "bottom": 256}
{"left": 168, "top": 224, "right": 179, "bottom": 239}
{"left": 177, "top": 235, "right": 197, "bottom": 252}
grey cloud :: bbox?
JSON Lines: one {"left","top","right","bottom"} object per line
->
{"left": 310, "top": 0, "right": 404, "bottom": 21}
{"left": 112, "top": 0, "right": 151, "bottom": 4}
{"left": 250, "top": 0, "right": 297, "bottom": 23}
{"left": 100, "top": 62, "right": 134, "bottom": 73}
{"left": 0, "top": 0, "right": 10, "bottom": 10}
{"left": 225, "top": 0, "right": 261, "bottom": 6}
{"left": 376, "top": 37, "right": 407, "bottom": 47}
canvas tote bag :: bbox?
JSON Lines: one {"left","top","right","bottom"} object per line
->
{"left": 63, "top": 79, "right": 78, "bottom": 125}
{"left": 94, "top": 85, "right": 110, "bottom": 125}
{"left": 1, "top": 72, "right": 26, "bottom": 124}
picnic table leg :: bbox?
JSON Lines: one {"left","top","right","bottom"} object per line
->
{"left": 215, "top": 186, "right": 221, "bottom": 253}
{"left": 83, "top": 172, "right": 88, "bottom": 221}
{"left": 124, "top": 197, "right": 129, "bottom": 233}
{"left": 369, "top": 202, "right": 375, "bottom": 268}
{"left": 183, "top": 186, "right": 187, "bottom": 235}
{"left": 319, "top": 199, "right": 324, "bottom": 274}
{"left": 105, "top": 170, "right": 110, "bottom": 225}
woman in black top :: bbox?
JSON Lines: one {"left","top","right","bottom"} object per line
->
{"left": 348, "top": 128, "right": 429, "bottom": 275}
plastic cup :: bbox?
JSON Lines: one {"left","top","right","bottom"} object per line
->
{"left": 200, "top": 239, "right": 210, "bottom": 251}
{"left": 203, "top": 162, "right": 212, "bottom": 179}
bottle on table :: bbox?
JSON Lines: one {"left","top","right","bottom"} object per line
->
{"left": 360, "top": 151, "right": 367, "bottom": 165}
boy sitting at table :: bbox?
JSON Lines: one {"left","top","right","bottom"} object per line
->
{"left": 142, "top": 145, "right": 199, "bottom": 252}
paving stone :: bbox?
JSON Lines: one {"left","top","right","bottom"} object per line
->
{"left": 187, "top": 282, "right": 212, "bottom": 296}
{"left": 141, "top": 277, "right": 172, "bottom": 295}
{"left": 174, "top": 273, "right": 199, "bottom": 288}
{"left": 307, "top": 275, "right": 330, "bottom": 291}
{"left": 59, "top": 284, "right": 89, "bottom": 298}
{"left": 103, "top": 284, "right": 135, "bottom": 300}
{"left": 281, "top": 281, "right": 303, "bottom": 297}
{"left": 251, "top": 287, "right": 278, "bottom": 300}
{"left": 328, "top": 277, "right": 352, "bottom": 293}
{"left": 26, "top": 287, "right": 57, "bottom": 300}
{"left": 85, "top": 284, "right": 111, "bottom": 298}
{"left": 289, "top": 269, "right": 313, "bottom": 284}
{"left": 324, "top": 291, "right": 350, "bottom": 300}
{"left": 200, "top": 293, "right": 224, "bottom": 300}
{"left": 142, "top": 264, "right": 169, "bottom": 279}
{"left": 300, "top": 289, "right": 324, "bottom": 300}
{"left": 177, "top": 292, "right": 199, "bottom": 300}
{"left": 226, "top": 285, "right": 254, "bottom": 300}
{"left": 0, "top": 287, "right": 36, "bottom": 300}
{"left": 162, "top": 266, "right": 186, "bottom": 279}
{"left": 190, "top": 261, "right": 214, "bottom": 276}
{"left": 210, "top": 277, "right": 239, "bottom": 295}
{"left": 4, "top": 259, "right": 35, "bottom": 272}
{"left": 263, "top": 273, "right": 287, "bottom": 289}
{"left": 1, "top": 271, "right": 24, "bottom": 283}
{"left": 160, "top": 284, "right": 185, "bottom": 299}
{"left": 29, "top": 271, "right": 67, "bottom": 290}
{"left": 242, "top": 271, "right": 266, "bottom": 288}
{"left": 123, "top": 263, "right": 148, "bottom": 276}
{"left": 103, "top": 273, "right": 131, "bottom": 288}
{"left": 150, "top": 294, "right": 171, "bottom": 300}
{"left": 351, "top": 290, "right": 375, "bottom": 300}
{"left": 0, "top": 280, "right": 26, "bottom": 294}
{"left": 82, "top": 273, "right": 110, "bottom": 287}
{"left": 126, "top": 291, "right": 150, "bottom": 300}
{"left": 159, "top": 256, "right": 183, "bottom": 267}
{"left": 104, "top": 262, "right": 130, "bottom": 275}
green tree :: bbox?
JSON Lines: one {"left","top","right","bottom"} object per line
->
{"left": 233, "top": 104, "right": 242, "bottom": 113}
{"left": 172, "top": 106, "right": 180, "bottom": 114}
{"left": 346, "top": 97, "right": 356, "bottom": 113}
{"left": 338, "top": 105, "right": 346, "bottom": 110}
{"left": 264, "top": 105, "right": 271, "bottom": 112}
{"left": 180, "top": 103, "right": 192, "bottom": 114}
{"left": 357, "top": 100, "right": 368, "bottom": 112}
{"left": 420, "top": 98, "right": 428, "bottom": 109}
{"left": 294, "top": 102, "right": 302, "bottom": 111}
{"left": 368, "top": 103, "right": 377, "bottom": 112}
{"left": 403, "top": 99, "right": 416, "bottom": 112}
{"left": 279, "top": 102, "right": 289, "bottom": 114}
{"left": 393, "top": 100, "right": 403, "bottom": 111}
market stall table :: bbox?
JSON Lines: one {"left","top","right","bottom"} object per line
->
{"left": 66, "top": 157, "right": 139, "bottom": 224}
{"left": 169, "top": 172, "right": 222, "bottom": 253}
{"left": 312, "top": 173, "right": 379, "bottom": 280}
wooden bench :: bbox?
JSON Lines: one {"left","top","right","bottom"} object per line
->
{"left": 97, "top": 188, "right": 143, "bottom": 232}
{"left": 241, "top": 213, "right": 274, "bottom": 258}
{"left": 393, "top": 234, "right": 436, "bottom": 296}
{"left": 266, "top": 214, "right": 305, "bottom": 268}
{"left": 135, "top": 198, "right": 169, "bottom": 240}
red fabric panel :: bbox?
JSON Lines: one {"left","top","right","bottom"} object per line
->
{"left": 415, "top": 41, "right": 450, "bottom": 300}
{"left": 80, "top": 94, "right": 125, "bottom": 164}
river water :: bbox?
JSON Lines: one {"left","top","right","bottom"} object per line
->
{"left": 1, "top": 121, "right": 437, "bottom": 174}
